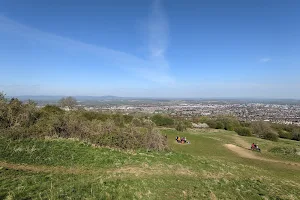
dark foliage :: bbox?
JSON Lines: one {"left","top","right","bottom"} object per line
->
{"left": 151, "top": 114, "right": 174, "bottom": 126}
{"left": 235, "top": 127, "right": 252, "bottom": 136}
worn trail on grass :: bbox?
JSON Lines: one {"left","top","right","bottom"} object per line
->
{"left": 224, "top": 144, "right": 300, "bottom": 168}
{"left": 0, "top": 161, "right": 94, "bottom": 174}
{"left": 0, "top": 161, "right": 235, "bottom": 179}
{"left": 0, "top": 161, "right": 196, "bottom": 177}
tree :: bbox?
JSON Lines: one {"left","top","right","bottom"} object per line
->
{"left": 250, "top": 121, "right": 278, "bottom": 141}
{"left": 58, "top": 97, "right": 77, "bottom": 109}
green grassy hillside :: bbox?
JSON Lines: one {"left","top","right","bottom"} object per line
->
{"left": 1, "top": 129, "right": 300, "bottom": 199}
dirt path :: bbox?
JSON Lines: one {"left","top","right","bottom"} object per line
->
{"left": 0, "top": 161, "right": 94, "bottom": 174}
{"left": 0, "top": 161, "right": 200, "bottom": 177}
{"left": 224, "top": 144, "right": 300, "bottom": 168}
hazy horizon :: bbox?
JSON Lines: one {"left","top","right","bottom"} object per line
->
{"left": 6, "top": 94, "right": 300, "bottom": 101}
{"left": 1, "top": 0, "right": 299, "bottom": 98}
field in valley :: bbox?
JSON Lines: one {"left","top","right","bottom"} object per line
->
{"left": 1, "top": 129, "right": 300, "bottom": 199}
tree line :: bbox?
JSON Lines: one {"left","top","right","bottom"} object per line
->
{"left": 195, "top": 116, "right": 300, "bottom": 142}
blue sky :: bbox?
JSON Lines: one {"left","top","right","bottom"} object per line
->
{"left": 0, "top": 0, "right": 299, "bottom": 98}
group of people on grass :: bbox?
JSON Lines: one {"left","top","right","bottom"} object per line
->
{"left": 176, "top": 136, "right": 190, "bottom": 144}
{"left": 251, "top": 143, "right": 261, "bottom": 152}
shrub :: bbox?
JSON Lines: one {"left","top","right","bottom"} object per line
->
{"left": 90, "top": 120, "right": 167, "bottom": 151}
{"left": 111, "top": 113, "right": 125, "bottom": 127}
{"left": 292, "top": 131, "right": 300, "bottom": 141}
{"left": 277, "top": 130, "right": 293, "bottom": 139}
{"left": 81, "top": 111, "right": 110, "bottom": 121}
{"left": 175, "top": 121, "right": 187, "bottom": 132}
{"left": 205, "top": 120, "right": 217, "bottom": 129}
{"left": 218, "top": 116, "right": 240, "bottom": 131}
{"left": 151, "top": 114, "right": 174, "bottom": 126}
{"left": 215, "top": 121, "right": 225, "bottom": 129}
{"left": 250, "top": 121, "right": 278, "bottom": 141}
{"left": 123, "top": 115, "right": 134, "bottom": 124}
{"left": 131, "top": 117, "right": 142, "bottom": 127}
{"left": 183, "top": 120, "right": 192, "bottom": 128}
{"left": 235, "top": 127, "right": 252, "bottom": 136}
{"left": 0, "top": 94, "right": 169, "bottom": 151}
{"left": 263, "top": 131, "right": 278, "bottom": 141}
{"left": 40, "top": 105, "right": 64, "bottom": 115}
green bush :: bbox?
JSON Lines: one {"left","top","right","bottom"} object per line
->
{"left": 264, "top": 131, "right": 279, "bottom": 141}
{"left": 0, "top": 94, "right": 169, "bottom": 151}
{"left": 183, "top": 120, "right": 192, "bottom": 128}
{"left": 175, "top": 121, "right": 187, "bottom": 132}
{"left": 292, "top": 131, "right": 300, "bottom": 141}
{"left": 250, "top": 121, "right": 278, "bottom": 141}
{"left": 277, "top": 130, "right": 293, "bottom": 139}
{"left": 81, "top": 111, "right": 110, "bottom": 121}
{"left": 151, "top": 114, "right": 174, "bottom": 126}
{"left": 235, "top": 127, "right": 252, "bottom": 136}
{"left": 40, "top": 105, "right": 64, "bottom": 115}
{"left": 215, "top": 121, "right": 225, "bottom": 129}
{"left": 219, "top": 116, "right": 240, "bottom": 131}
{"left": 111, "top": 113, "right": 125, "bottom": 127}
{"left": 205, "top": 120, "right": 217, "bottom": 129}
{"left": 123, "top": 115, "right": 134, "bottom": 124}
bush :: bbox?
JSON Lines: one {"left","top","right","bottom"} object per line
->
{"left": 111, "top": 113, "right": 125, "bottom": 127}
{"left": 263, "top": 131, "right": 279, "bottom": 141}
{"left": 81, "top": 111, "right": 110, "bottom": 121}
{"left": 175, "top": 121, "right": 187, "bottom": 132}
{"left": 151, "top": 114, "right": 174, "bottom": 126}
{"left": 183, "top": 120, "right": 192, "bottom": 128}
{"left": 40, "top": 105, "right": 64, "bottom": 115}
{"left": 0, "top": 94, "right": 169, "bottom": 151}
{"left": 89, "top": 120, "right": 167, "bottom": 151}
{"left": 292, "top": 131, "right": 300, "bottom": 141}
{"left": 218, "top": 116, "right": 240, "bottom": 131}
{"left": 235, "top": 127, "right": 252, "bottom": 136}
{"left": 250, "top": 121, "right": 279, "bottom": 141}
{"left": 277, "top": 130, "right": 293, "bottom": 139}
{"left": 215, "top": 121, "right": 225, "bottom": 129}
{"left": 205, "top": 120, "right": 217, "bottom": 129}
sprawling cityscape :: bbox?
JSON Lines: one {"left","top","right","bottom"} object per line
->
{"left": 83, "top": 100, "right": 300, "bottom": 125}
{"left": 29, "top": 97, "right": 300, "bottom": 126}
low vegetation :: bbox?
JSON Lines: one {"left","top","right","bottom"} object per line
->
{"left": 1, "top": 92, "right": 300, "bottom": 199}
{"left": 195, "top": 115, "right": 300, "bottom": 142}
{"left": 1, "top": 128, "right": 299, "bottom": 199}
{"left": 0, "top": 93, "right": 167, "bottom": 151}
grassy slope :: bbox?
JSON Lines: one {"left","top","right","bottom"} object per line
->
{"left": 0, "top": 129, "right": 300, "bottom": 200}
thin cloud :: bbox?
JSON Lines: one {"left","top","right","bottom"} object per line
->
{"left": 260, "top": 57, "right": 271, "bottom": 62}
{"left": 148, "top": 0, "right": 169, "bottom": 61}
{"left": 0, "top": 12, "right": 174, "bottom": 84}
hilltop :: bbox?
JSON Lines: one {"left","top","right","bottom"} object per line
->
{"left": 1, "top": 128, "right": 299, "bottom": 199}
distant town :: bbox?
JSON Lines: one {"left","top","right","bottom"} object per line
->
{"left": 22, "top": 96, "right": 300, "bottom": 126}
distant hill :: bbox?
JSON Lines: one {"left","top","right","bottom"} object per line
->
{"left": 10, "top": 95, "right": 124, "bottom": 101}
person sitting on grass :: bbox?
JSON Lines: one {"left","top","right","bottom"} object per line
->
{"left": 256, "top": 144, "right": 260, "bottom": 151}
